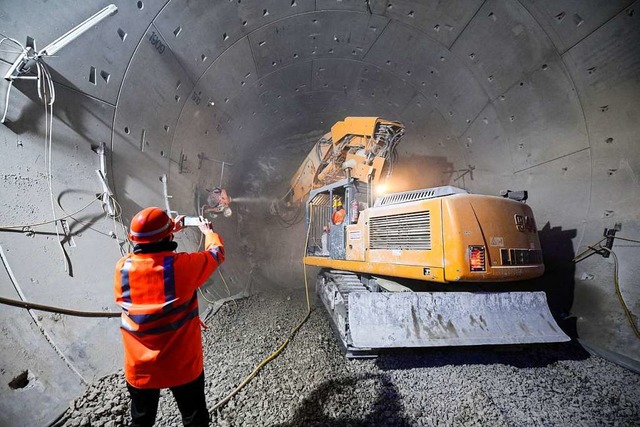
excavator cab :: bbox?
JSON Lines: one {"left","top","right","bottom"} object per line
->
{"left": 305, "top": 178, "right": 370, "bottom": 260}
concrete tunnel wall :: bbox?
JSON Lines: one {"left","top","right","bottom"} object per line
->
{"left": 0, "top": 0, "right": 638, "bottom": 424}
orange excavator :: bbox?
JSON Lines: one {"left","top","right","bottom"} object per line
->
{"left": 287, "top": 117, "right": 569, "bottom": 357}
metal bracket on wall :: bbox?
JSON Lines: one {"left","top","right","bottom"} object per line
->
{"left": 601, "top": 223, "right": 622, "bottom": 258}
{"left": 95, "top": 142, "right": 116, "bottom": 217}
{"left": 1, "top": 5, "right": 118, "bottom": 124}
{"left": 179, "top": 150, "right": 187, "bottom": 174}
{"left": 443, "top": 165, "right": 475, "bottom": 189}
{"left": 160, "top": 174, "right": 178, "bottom": 217}
{"left": 197, "top": 153, "right": 233, "bottom": 187}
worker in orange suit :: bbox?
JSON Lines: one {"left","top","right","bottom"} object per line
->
{"left": 331, "top": 196, "right": 346, "bottom": 225}
{"left": 114, "top": 207, "right": 224, "bottom": 427}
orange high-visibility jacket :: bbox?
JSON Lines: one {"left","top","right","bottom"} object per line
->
{"left": 332, "top": 208, "right": 346, "bottom": 225}
{"left": 114, "top": 233, "right": 224, "bottom": 389}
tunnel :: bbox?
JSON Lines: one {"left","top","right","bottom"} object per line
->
{"left": 0, "top": 0, "right": 639, "bottom": 425}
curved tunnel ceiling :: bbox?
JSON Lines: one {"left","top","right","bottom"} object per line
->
{"left": 0, "top": 0, "right": 639, "bottom": 424}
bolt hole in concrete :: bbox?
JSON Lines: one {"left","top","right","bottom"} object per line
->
{"left": 137, "top": 1, "right": 143, "bottom": 10}
{"left": 8, "top": 370, "right": 30, "bottom": 389}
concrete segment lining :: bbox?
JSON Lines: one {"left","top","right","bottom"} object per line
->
{"left": 0, "top": 0, "right": 639, "bottom": 424}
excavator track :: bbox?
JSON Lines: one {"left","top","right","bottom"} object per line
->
{"left": 316, "top": 269, "right": 570, "bottom": 358}
{"left": 316, "top": 270, "right": 377, "bottom": 358}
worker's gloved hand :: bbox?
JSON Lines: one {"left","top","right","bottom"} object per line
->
{"left": 172, "top": 215, "right": 186, "bottom": 233}
{"left": 198, "top": 219, "right": 214, "bottom": 235}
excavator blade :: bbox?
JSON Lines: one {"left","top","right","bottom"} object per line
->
{"left": 348, "top": 291, "right": 570, "bottom": 348}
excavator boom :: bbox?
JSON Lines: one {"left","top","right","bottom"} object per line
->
{"left": 288, "top": 117, "right": 404, "bottom": 205}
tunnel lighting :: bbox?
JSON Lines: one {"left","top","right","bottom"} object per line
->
{"left": 375, "top": 183, "right": 389, "bottom": 197}
{"left": 4, "top": 4, "right": 118, "bottom": 81}
{"left": 40, "top": 5, "right": 118, "bottom": 56}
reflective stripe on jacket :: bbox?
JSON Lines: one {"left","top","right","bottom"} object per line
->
{"left": 114, "top": 232, "right": 224, "bottom": 389}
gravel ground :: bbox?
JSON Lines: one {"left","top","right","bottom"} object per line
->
{"left": 57, "top": 289, "right": 640, "bottom": 427}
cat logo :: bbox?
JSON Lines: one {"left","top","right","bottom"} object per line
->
{"left": 514, "top": 214, "right": 536, "bottom": 232}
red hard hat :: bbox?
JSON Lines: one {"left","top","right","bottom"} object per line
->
{"left": 129, "top": 207, "right": 173, "bottom": 243}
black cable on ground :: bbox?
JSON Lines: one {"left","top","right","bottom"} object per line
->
{"left": 208, "top": 205, "right": 314, "bottom": 414}
{"left": 0, "top": 295, "right": 120, "bottom": 318}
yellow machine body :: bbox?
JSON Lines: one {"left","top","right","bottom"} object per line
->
{"left": 305, "top": 193, "right": 544, "bottom": 283}
{"left": 292, "top": 117, "right": 568, "bottom": 355}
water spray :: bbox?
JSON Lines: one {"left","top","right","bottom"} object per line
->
{"left": 231, "top": 196, "right": 275, "bottom": 204}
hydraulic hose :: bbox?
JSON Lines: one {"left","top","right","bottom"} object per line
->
{"left": 570, "top": 237, "right": 639, "bottom": 339}
{"left": 209, "top": 207, "right": 313, "bottom": 413}
{"left": 0, "top": 295, "right": 120, "bottom": 318}
{"left": 598, "top": 247, "right": 640, "bottom": 339}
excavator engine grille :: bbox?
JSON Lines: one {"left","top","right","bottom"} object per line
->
{"left": 369, "top": 211, "right": 431, "bottom": 250}
{"left": 375, "top": 186, "right": 467, "bottom": 207}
